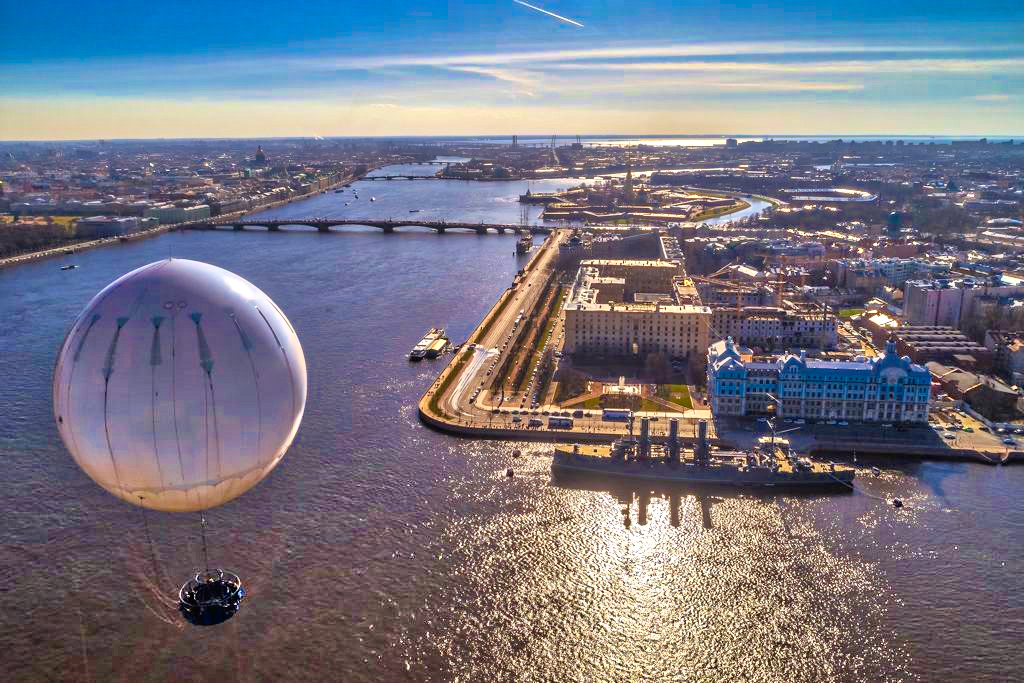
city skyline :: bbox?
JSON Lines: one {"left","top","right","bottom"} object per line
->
{"left": 2, "top": 1, "right": 1023, "bottom": 140}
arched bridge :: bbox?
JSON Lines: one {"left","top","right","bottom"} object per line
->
{"left": 361, "top": 175, "right": 442, "bottom": 181}
{"left": 190, "top": 218, "right": 546, "bottom": 235}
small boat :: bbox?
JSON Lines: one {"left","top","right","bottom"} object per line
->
{"left": 410, "top": 327, "right": 446, "bottom": 361}
{"left": 409, "top": 209, "right": 420, "bottom": 213}
{"left": 61, "top": 264, "right": 78, "bottom": 271}
{"left": 871, "top": 467, "right": 881, "bottom": 476}
{"left": 370, "top": 197, "right": 376, "bottom": 202}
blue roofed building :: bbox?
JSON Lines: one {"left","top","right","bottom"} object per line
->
{"left": 707, "top": 337, "right": 932, "bottom": 423}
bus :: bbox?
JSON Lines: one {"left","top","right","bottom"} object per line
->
{"left": 602, "top": 409, "right": 632, "bottom": 421}
{"left": 548, "top": 417, "right": 573, "bottom": 429}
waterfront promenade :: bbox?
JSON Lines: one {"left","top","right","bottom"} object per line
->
{"left": 0, "top": 169, "right": 368, "bottom": 269}
{"left": 417, "top": 232, "right": 1023, "bottom": 466}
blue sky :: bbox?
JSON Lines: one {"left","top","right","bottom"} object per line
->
{"left": 1, "top": 1, "right": 1022, "bottom": 139}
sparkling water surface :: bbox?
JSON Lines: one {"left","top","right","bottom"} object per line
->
{"left": 1, "top": 171, "right": 1022, "bottom": 682}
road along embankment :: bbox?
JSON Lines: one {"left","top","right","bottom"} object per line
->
{"left": 0, "top": 170, "right": 368, "bottom": 270}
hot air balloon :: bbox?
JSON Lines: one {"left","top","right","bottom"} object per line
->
{"left": 53, "top": 258, "right": 307, "bottom": 625}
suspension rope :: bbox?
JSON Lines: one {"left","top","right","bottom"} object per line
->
{"left": 199, "top": 513, "right": 210, "bottom": 573}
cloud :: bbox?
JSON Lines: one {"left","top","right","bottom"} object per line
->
{"left": 2, "top": 95, "right": 1021, "bottom": 141}
{"left": 550, "top": 57, "right": 1024, "bottom": 75}
{"left": 969, "top": 94, "right": 1015, "bottom": 102}
{"left": 444, "top": 65, "right": 540, "bottom": 89}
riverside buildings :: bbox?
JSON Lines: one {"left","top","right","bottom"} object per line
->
{"left": 709, "top": 306, "right": 837, "bottom": 351}
{"left": 707, "top": 337, "right": 932, "bottom": 423}
{"left": 903, "top": 274, "right": 1024, "bottom": 328}
{"left": 563, "top": 259, "right": 711, "bottom": 360}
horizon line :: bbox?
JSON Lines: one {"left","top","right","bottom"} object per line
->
{"left": 2, "top": 132, "right": 1023, "bottom": 144}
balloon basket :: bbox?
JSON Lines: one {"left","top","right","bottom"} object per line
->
{"left": 178, "top": 569, "right": 245, "bottom": 626}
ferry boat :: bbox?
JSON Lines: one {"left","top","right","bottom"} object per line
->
{"left": 553, "top": 421, "right": 854, "bottom": 489}
{"left": 424, "top": 336, "right": 449, "bottom": 359}
{"left": 409, "top": 327, "right": 445, "bottom": 361}
{"left": 516, "top": 234, "right": 533, "bottom": 255}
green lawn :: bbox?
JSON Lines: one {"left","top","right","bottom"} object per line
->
{"left": 516, "top": 287, "right": 566, "bottom": 392}
{"left": 693, "top": 199, "right": 749, "bottom": 222}
{"left": 839, "top": 308, "right": 865, "bottom": 319}
{"left": 657, "top": 383, "right": 692, "bottom": 409}
{"left": 582, "top": 396, "right": 602, "bottom": 410}
{"left": 640, "top": 398, "right": 668, "bottom": 412}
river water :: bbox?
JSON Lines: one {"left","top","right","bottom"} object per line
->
{"left": 1, "top": 169, "right": 1022, "bottom": 682}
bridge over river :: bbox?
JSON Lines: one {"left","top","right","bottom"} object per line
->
{"left": 189, "top": 218, "right": 544, "bottom": 235}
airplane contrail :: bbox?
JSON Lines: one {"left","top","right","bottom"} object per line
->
{"left": 513, "top": 0, "right": 584, "bottom": 28}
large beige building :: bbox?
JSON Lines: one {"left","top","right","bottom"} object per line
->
{"left": 564, "top": 260, "right": 711, "bottom": 360}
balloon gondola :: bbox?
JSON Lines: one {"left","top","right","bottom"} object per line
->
{"left": 179, "top": 569, "right": 246, "bottom": 626}
{"left": 53, "top": 258, "right": 307, "bottom": 625}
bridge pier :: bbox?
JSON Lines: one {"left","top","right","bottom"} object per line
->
{"left": 382, "top": 225, "right": 394, "bottom": 233}
{"left": 435, "top": 227, "right": 445, "bottom": 234}
{"left": 316, "top": 224, "right": 330, "bottom": 233}
{"left": 233, "top": 224, "right": 243, "bottom": 231}
{"left": 267, "top": 225, "right": 280, "bottom": 232}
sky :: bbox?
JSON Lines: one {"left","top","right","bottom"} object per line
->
{"left": 1, "top": 1, "right": 1022, "bottom": 140}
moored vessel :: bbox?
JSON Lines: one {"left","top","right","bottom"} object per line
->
{"left": 410, "top": 327, "right": 446, "bottom": 361}
{"left": 553, "top": 419, "right": 855, "bottom": 489}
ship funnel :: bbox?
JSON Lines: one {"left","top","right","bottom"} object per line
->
{"left": 639, "top": 417, "right": 650, "bottom": 459}
{"left": 697, "top": 419, "right": 709, "bottom": 463}
{"left": 668, "top": 419, "right": 680, "bottom": 462}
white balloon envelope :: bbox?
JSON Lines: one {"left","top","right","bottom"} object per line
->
{"left": 53, "top": 259, "right": 307, "bottom": 512}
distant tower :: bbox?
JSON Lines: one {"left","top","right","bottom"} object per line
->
{"left": 623, "top": 155, "right": 634, "bottom": 201}
{"left": 887, "top": 211, "right": 902, "bottom": 238}
{"left": 551, "top": 135, "right": 556, "bottom": 150}
{"left": 512, "top": 135, "right": 518, "bottom": 149}
{"left": 254, "top": 145, "right": 267, "bottom": 166}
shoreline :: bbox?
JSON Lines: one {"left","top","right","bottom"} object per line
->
{"left": 0, "top": 169, "right": 368, "bottom": 270}
{"left": 416, "top": 234, "right": 1022, "bottom": 468}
